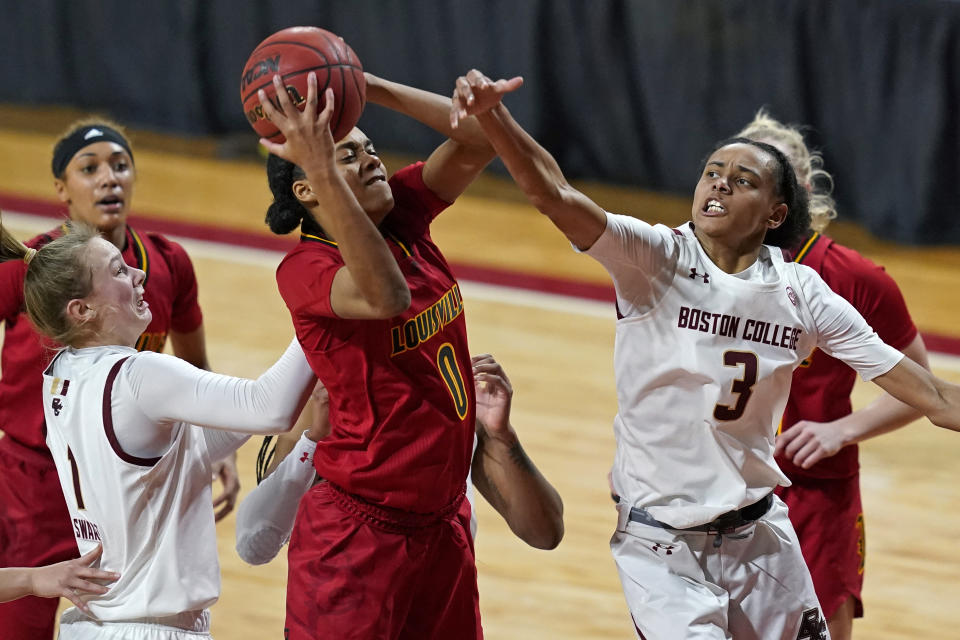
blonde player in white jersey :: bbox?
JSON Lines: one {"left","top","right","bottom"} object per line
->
{"left": 449, "top": 69, "right": 960, "bottom": 640}
{"left": 0, "top": 219, "right": 316, "bottom": 640}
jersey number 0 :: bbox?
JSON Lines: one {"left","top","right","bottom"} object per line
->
{"left": 436, "top": 342, "right": 469, "bottom": 420}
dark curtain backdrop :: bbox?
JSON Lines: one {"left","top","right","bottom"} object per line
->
{"left": 2, "top": 0, "right": 959, "bottom": 243}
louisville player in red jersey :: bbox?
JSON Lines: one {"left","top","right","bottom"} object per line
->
{"left": 736, "top": 111, "right": 931, "bottom": 640}
{"left": 0, "top": 120, "right": 239, "bottom": 640}
{"left": 255, "top": 69, "right": 503, "bottom": 639}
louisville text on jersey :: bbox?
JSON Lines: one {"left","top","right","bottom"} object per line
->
{"left": 390, "top": 284, "right": 464, "bottom": 356}
{"left": 677, "top": 305, "right": 803, "bottom": 352}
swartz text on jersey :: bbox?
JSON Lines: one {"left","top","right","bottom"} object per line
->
{"left": 677, "top": 305, "right": 803, "bottom": 352}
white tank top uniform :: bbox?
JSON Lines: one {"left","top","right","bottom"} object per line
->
{"left": 43, "top": 338, "right": 313, "bottom": 639}
{"left": 586, "top": 213, "right": 899, "bottom": 640}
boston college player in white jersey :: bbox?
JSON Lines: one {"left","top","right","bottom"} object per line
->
{"left": 0, "top": 221, "right": 314, "bottom": 639}
{"left": 450, "top": 69, "right": 960, "bottom": 640}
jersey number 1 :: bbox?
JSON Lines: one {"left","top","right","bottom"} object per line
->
{"left": 713, "top": 351, "right": 758, "bottom": 421}
{"left": 67, "top": 446, "right": 86, "bottom": 510}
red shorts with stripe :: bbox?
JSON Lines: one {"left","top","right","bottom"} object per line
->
{"left": 775, "top": 474, "right": 865, "bottom": 620}
{"left": 284, "top": 481, "right": 482, "bottom": 640}
{"left": 0, "top": 436, "right": 80, "bottom": 640}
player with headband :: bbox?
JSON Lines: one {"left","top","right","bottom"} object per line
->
{"left": 0, "top": 119, "right": 239, "bottom": 640}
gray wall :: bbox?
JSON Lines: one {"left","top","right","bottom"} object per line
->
{"left": 3, "top": 0, "right": 959, "bottom": 243}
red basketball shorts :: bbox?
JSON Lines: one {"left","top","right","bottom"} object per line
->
{"left": 776, "top": 474, "right": 865, "bottom": 620}
{"left": 0, "top": 436, "right": 80, "bottom": 640}
{"left": 284, "top": 481, "right": 482, "bottom": 640}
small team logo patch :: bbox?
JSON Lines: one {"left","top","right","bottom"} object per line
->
{"left": 51, "top": 398, "right": 64, "bottom": 416}
{"left": 689, "top": 268, "right": 709, "bottom": 283}
{"left": 786, "top": 285, "right": 799, "bottom": 307}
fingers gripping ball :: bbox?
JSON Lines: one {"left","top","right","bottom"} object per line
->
{"left": 241, "top": 26, "right": 365, "bottom": 143}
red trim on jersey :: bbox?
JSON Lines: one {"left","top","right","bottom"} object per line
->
{"left": 631, "top": 616, "right": 649, "bottom": 639}
{"left": 102, "top": 357, "right": 161, "bottom": 467}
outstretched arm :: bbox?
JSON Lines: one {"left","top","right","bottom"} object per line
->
{"left": 364, "top": 72, "right": 495, "bottom": 203}
{"left": 169, "top": 325, "right": 241, "bottom": 521}
{"left": 776, "top": 334, "right": 929, "bottom": 468}
{"left": 451, "top": 69, "right": 607, "bottom": 250}
{"left": 0, "top": 545, "right": 119, "bottom": 614}
{"left": 870, "top": 351, "right": 960, "bottom": 431}
{"left": 470, "top": 354, "right": 564, "bottom": 550}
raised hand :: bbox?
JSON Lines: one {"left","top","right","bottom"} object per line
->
{"left": 257, "top": 72, "right": 337, "bottom": 174}
{"left": 472, "top": 353, "right": 513, "bottom": 437}
{"left": 450, "top": 69, "right": 523, "bottom": 128}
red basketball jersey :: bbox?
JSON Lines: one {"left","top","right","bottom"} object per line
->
{"left": 0, "top": 224, "right": 203, "bottom": 450}
{"left": 778, "top": 233, "right": 917, "bottom": 479}
{"left": 276, "top": 163, "right": 475, "bottom": 513}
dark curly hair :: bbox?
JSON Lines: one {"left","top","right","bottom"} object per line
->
{"left": 264, "top": 154, "right": 326, "bottom": 237}
{"left": 700, "top": 137, "right": 811, "bottom": 249}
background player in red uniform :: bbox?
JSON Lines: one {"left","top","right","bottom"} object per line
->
{"left": 736, "top": 111, "right": 931, "bottom": 640}
{"left": 0, "top": 120, "right": 239, "bottom": 640}
{"left": 256, "top": 70, "right": 507, "bottom": 639}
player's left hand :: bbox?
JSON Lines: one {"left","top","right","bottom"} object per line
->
{"left": 774, "top": 420, "right": 845, "bottom": 469}
{"left": 212, "top": 452, "right": 241, "bottom": 521}
{"left": 472, "top": 354, "right": 513, "bottom": 438}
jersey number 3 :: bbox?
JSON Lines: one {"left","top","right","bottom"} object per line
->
{"left": 713, "top": 351, "right": 758, "bottom": 421}
{"left": 437, "top": 342, "right": 469, "bottom": 420}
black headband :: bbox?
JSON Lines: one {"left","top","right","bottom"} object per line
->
{"left": 51, "top": 125, "right": 134, "bottom": 178}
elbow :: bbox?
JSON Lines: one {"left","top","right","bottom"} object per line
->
{"left": 235, "top": 530, "right": 283, "bottom": 566}
{"left": 522, "top": 517, "right": 565, "bottom": 550}
{"left": 370, "top": 285, "right": 411, "bottom": 319}
{"left": 518, "top": 499, "right": 565, "bottom": 550}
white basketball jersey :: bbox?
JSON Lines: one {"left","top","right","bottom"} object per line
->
{"left": 43, "top": 346, "right": 219, "bottom": 621}
{"left": 586, "top": 215, "right": 901, "bottom": 528}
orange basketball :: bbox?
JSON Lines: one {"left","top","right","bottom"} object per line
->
{"left": 240, "top": 26, "right": 365, "bottom": 143}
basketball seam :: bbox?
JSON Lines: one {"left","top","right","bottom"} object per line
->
{"left": 240, "top": 64, "right": 358, "bottom": 106}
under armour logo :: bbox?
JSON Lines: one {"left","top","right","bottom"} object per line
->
{"left": 84, "top": 128, "right": 104, "bottom": 140}
{"left": 689, "top": 268, "right": 709, "bottom": 283}
{"left": 651, "top": 543, "right": 675, "bottom": 555}
{"left": 51, "top": 398, "right": 63, "bottom": 416}
{"left": 300, "top": 451, "right": 310, "bottom": 463}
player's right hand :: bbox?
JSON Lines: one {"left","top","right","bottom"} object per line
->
{"left": 258, "top": 72, "right": 336, "bottom": 176}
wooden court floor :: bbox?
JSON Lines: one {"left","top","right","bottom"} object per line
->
{"left": 2, "top": 120, "right": 960, "bottom": 638}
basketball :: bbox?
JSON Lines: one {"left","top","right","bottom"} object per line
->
{"left": 240, "top": 26, "right": 365, "bottom": 143}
